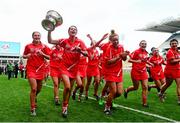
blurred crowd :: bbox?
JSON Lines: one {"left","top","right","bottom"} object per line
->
{"left": 0, "top": 61, "right": 25, "bottom": 80}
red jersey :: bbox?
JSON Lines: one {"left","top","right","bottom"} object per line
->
{"left": 149, "top": 55, "right": 164, "bottom": 73}
{"left": 149, "top": 55, "right": 165, "bottom": 80}
{"left": 99, "top": 42, "right": 111, "bottom": 76}
{"left": 49, "top": 47, "right": 64, "bottom": 68}
{"left": 103, "top": 44, "right": 124, "bottom": 82}
{"left": 23, "top": 42, "right": 51, "bottom": 79}
{"left": 44, "top": 61, "right": 50, "bottom": 74}
{"left": 87, "top": 48, "right": 99, "bottom": 66}
{"left": 86, "top": 48, "right": 100, "bottom": 76}
{"left": 78, "top": 54, "right": 88, "bottom": 65}
{"left": 99, "top": 42, "right": 111, "bottom": 60}
{"left": 165, "top": 48, "right": 180, "bottom": 70}
{"left": 99, "top": 42, "right": 111, "bottom": 52}
{"left": 23, "top": 42, "right": 51, "bottom": 69}
{"left": 58, "top": 37, "right": 87, "bottom": 67}
{"left": 98, "top": 53, "right": 103, "bottom": 77}
{"left": 130, "top": 48, "right": 149, "bottom": 72}
{"left": 77, "top": 54, "right": 88, "bottom": 77}
{"left": 58, "top": 37, "right": 87, "bottom": 78}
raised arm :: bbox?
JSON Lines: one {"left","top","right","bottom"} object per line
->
{"left": 87, "top": 33, "right": 108, "bottom": 49}
{"left": 87, "top": 34, "right": 94, "bottom": 43}
{"left": 48, "top": 31, "right": 59, "bottom": 45}
{"left": 94, "top": 33, "right": 108, "bottom": 48}
{"left": 87, "top": 34, "right": 96, "bottom": 46}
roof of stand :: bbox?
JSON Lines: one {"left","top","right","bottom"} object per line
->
{"left": 136, "top": 17, "right": 180, "bottom": 33}
{"left": 136, "top": 17, "right": 180, "bottom": 50}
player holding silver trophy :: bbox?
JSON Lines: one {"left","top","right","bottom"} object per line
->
{"left": 43, "top": 10, "right": 88, "bottom": 118}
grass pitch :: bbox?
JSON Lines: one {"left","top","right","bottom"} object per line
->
{"left": 0, "top": 73, "right": 179, "bottom": 122}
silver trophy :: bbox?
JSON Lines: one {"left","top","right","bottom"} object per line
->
{"left": 42, "top": 10, "right": 63, "bottom": 31}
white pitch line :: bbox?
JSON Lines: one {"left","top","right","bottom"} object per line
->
{"left": 44, "top": 84, "right": 177, "bottom": 122}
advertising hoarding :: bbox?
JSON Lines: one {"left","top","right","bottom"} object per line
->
{"left": 0, "top": 41, "right": 20, "bottom": 56}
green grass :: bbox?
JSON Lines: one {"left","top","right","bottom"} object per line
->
{"left": 0, "top": 73, "right": 179, "bottom": 122}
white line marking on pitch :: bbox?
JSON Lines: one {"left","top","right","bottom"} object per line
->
{"left": 44, "top": 84, "right": 177, "bottom": 122}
